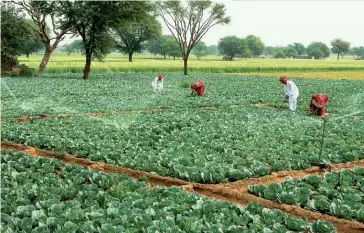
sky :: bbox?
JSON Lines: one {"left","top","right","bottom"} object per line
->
{"left": 60, "top": 0, "right": 364, "bottom": 47}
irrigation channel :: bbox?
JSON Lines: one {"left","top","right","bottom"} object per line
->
{"left": 2, "top": 140, "right": 364, "bottom": 233}
{"left": 2, "top": 104, "right": 363, "bottom": 232}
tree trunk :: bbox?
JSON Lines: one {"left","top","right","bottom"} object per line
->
{"left": 128, "top": 52, "right": 133, "bottom": 62}
{"left": 173, "top": 56, "right": 175, "bottom": 60}
{"left": 163, "top": 54, "right": 166, "bottom": 59}
{"left": 83, "top": 52, "right": 92, "bottom": 80}
{"left": 183, "top": 56, "right": 188, "bottom": 75}
{"left": 26, "top": 53, "right": 29, "bottom": 58}
{"left": 39, "top": 40, "right": 61, "bottom": 75}
{"left": 39, "top": 48, "right": 53, "bottom": 75}
{"left": 337, "top": 53, "right": 340, "bottom": 61}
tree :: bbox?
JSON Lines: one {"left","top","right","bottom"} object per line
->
{"left": 264, "top": 46, "right": 274, "bottom": 57}
{"left": 60, "top": 40, "right": 84, "bottom": 55}
{"left": 192, "top": 41, "right": 208, "bottom": 60}
{"left": 165, "top": 36, "right": 181, "bottom": 59}
{"left": 156, "top": 0, "right": 230, "bottom": 75}
{"left": 147, "top": 35, "right": 180, "bottom": 59}
{"left": 246, "top": 35, "right": 265, "bottom": 57}
{"left": 239, "top": 38, "right": 252, "bottom": 59}
{"left": 61, "top": 1, "right": 151, "bottom": 79}
{"left": 112, "top": 14, "right": 161, "bottom": 62}
{"left": 293, "top": 43, "right": 306, "bottom": 55}
{"left": 1, "top": 3, "right": 29, "bottom": 70}
{"left": 272, "top": 47, "right": 286, "bottom": 58}
{"left": 306, "top": 42, "right": 330, "bottom": 59}
{"left": 331, "top": 38, "right": 350, "bottom": 60}
{"left": 218, "top": 36, "right": 245, "bottom": 60}
{"left": 12, "top": 0, "right": 75, "bottom": 75}
{"left": 147, "top": 36, "right": 167, "bottom": 57}
{"left": 283, "top": 45, "right": 298, "bottom": 58}
{"left": 207, "top": 45, "right": 218, "bottom": 55}
{"left": 20, "top": 19, "right": 46, "bottom": 58}
{"left": 350, "top": 46, "right": 364, "bottom": 60}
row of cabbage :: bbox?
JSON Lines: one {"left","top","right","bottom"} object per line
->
{"left": 2, "top": 106, "right": 363, "bottom": 183}
{"left": 248, "top": 168, "right": 364, "bottom": 222}
{"left": 1, "top": 73, "right": 362, "bottom": 118}
{"left": 1, "top": 150, "right": 336, "bottom": 233}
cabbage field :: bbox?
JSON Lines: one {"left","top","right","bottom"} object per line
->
{"left": 1, "top": 150, "right": 336, "bottom": 233}
{"left": 1, "top": 73, "right": 363, "bottom": 232}
{"left": 248, "top": 167, "right": 364, "bottom": 222}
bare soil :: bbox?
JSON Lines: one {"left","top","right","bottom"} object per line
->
{"left": 2, "top": 140, "right": 364, "bottom": 233}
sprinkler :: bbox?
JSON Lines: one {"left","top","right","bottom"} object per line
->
{"left": 312, "top": 117, "right": 331, "bottom": 169}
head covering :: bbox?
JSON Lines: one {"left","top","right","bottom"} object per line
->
{"left": 279, "top": 76, "right": 287, "bottom": 84}
{"left": 158, "top": 74, "right": 163, "bottom": 80}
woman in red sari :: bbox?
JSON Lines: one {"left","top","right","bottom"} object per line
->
{"left": 309, "top": 94, "right": 329, "bottom": 116}
{"left": 190, "top": 80, "right": 205, "bottom": 96}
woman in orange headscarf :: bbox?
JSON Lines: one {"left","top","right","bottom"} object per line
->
{"left": 309, "top": 94, "right": 329, "bottom": 116}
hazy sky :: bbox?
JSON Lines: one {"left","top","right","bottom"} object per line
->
{"left": 162, "top": 0, "right": 364, "bottom": 47}
{"left": 61, "top": 0, "right": 364, "bottom": 47}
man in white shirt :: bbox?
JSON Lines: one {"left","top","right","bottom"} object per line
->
{"left": 152, "top": 74, "right": 163, "bottom": 92}
{"left": 279, "top": 76, "right": 299, "bottom": 111}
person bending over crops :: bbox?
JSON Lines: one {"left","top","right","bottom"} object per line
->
{"left": 309, "top": 93, "right": 329, "bottom": 117}
{"left": 190, "top": 80, "right": 205, "bottom": 96}
{"left": 279, "top": 76, "right": 299, "bottom": 111}
{"left": 152, "top": 74, "right": 164, "bottom": 92}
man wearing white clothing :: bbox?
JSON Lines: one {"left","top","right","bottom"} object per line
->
{"left": 152, "top": 74, "right": 164, "bottom": 92}
{"left": 279, "top": 75, "right": 299, "bottom": 111}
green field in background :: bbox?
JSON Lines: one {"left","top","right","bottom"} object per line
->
{"left": 18, "top": 52, "right": 364, "bottom": 77}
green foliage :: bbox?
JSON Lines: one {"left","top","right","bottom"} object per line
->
{"left": 112, "top": 13, "right": 162, "bottom": 61}
{"left": 350, "top": 46, "right": 364, "bottom": 59}
{"left": 1, "top": 150, "right": 326, "bottom": 232}
{"left": 218, "top": 36, "right": 247, "bottom": 60}
{"left": 192, "top": 41, "right": 208, "bottom": 60}
{"left": 246, "top": 35, "right": 265, "bottom": 57}
{"left": 1, "top": 3, "right": 29, "bottom": 69}
{"left": 207, "top": 45, "right": 218, "bottom": 55}
{"left": 156, "top": 0, "right": 230, "bottom": 74}
{"left": 307, "top": 42, "right": 330, "bottom": 59}
{"left": 284, "top": 45, "right": 298, "bottom": 58}
{"left": 294, "top": 43, "right": 306, "bottom": 55}
{"left": 147, "top": 35, "right": 181, "bottom": 59}
{"left": 60, "top": 40, "right": 84, "bottom": 55}
{"left": 331, "top": 38, "right": 350, "bottom": 60}
{"left": 310, "top": 220, "right": 336, "bottom": 233}
{"left": 249, "top": 168, "right": 364, "bottom": 222}
{"left": 1, "top": 73, "right": 363, "bottom": 184}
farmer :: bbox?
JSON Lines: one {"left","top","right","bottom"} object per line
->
{"left": 191, "top": 80, "right": 205, "bottom": 96}
{"left": 279, "top": 76, "right": 299, "bottom": 111}
{"left": 309, "top": 94, "right": 329, "bottom": 117}
{"left": 152, "top": 74, "right": 164, "bottom": 92}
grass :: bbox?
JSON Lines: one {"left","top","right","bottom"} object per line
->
{"left": 18, "top": 52, "right": 364, "bottom": 79}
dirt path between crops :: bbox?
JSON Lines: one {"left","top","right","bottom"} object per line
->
{"left": 0, "top": 108, "right": 163, "bottom": 122}
{"left": 2, "top": 140, "right": 364, "bottom": 233}
{"left": 2, "top": 103, "right": 360, "bottom": 123}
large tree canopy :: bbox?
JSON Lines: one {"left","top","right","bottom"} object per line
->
{"left": 246, "top": 35, "right": 265, "bottom": 57}
{"left": 293, "top": 43, "right": 306, "bottom": 56}
{"left": 61, "top": 1, "right": 152, "bottom": 79}
{"left": 307, "top": 42, "right": 330, "bottom": 59}
{"left": 218, "top": 36, "right": 249, "bottom": 60}
{"left": 11, "top": 0, "right": 75, "bottom": 74}
{"left": 112, "top": 14, "right": 161, "bottom": 62}
{"left": 20, "top": 19, "right": 47, "bottom": 58}
{"left": 331, "top": 38, "right": 350, "bottom": 60}
{"left": 1, "top": 3, "right": 29, "bottom": 71}
{"left": 156, "top": 0, "right": 230, "bottom": 75}
{"left": 192, "top": 41, "right": 208, "bottom": 60}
